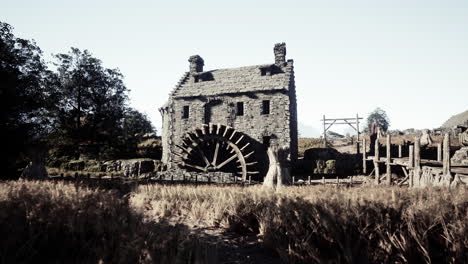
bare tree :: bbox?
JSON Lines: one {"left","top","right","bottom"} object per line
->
{"left": 263, "top": 146, "right": 291, "bottom": 190}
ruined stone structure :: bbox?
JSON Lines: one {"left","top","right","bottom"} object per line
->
{"left": 160, "top": 43, "right": 298, "bottom": 181}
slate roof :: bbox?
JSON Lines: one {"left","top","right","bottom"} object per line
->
{"left": 171, "top": 60, "right": 293, "bottom": 98}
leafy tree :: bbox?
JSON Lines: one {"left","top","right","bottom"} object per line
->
{"left": 123, "top": 108, "right": 155, "bottom": 138}
{"left": 0, "top": 21, "right": 56, "bottom": 178}
{"left": 52, "top": 48, "right": 128, "bottom": 159}
{"left": 366, "top": 107, "right": 390, "bottom": 132}
{"left": 118, "top": 108, "right": 155, "bottom": 158}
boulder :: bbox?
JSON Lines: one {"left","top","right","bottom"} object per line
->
{"left": 325, "top": 160, "right": 336, "bottom": 174}
{"left": 66, "top": 160, "right": 85, "bottom": 171}
{"left": 451, "top": 147, "right": 468, "bottom": 165}
{"left": 121, "top": 160, "right": 140, "bottom": 178}
{"left": 420, "top": 129, "right": 433, "bottom": 146}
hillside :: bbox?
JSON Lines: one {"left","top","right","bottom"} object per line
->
{"left": 442, "top": 110, "right": 468, "bottom": 128}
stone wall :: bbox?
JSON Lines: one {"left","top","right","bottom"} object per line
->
{"left": 287, "top": 61, "right": 298, "bottom": 161}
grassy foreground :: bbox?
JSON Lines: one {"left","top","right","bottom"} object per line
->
{"left": 1, "top": 180, "right": 467, "bottom": 263}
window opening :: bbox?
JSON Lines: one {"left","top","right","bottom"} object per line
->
{"left": 236, "top": 102, "right": 244, "bottom": 116}
{"left": 262, "top": 100, "right": 270, "bottom": 115}
{"left": 182, "top": 105, "right": 189, "bottom": 119}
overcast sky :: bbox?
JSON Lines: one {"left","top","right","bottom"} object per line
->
{"left": 3, "top": 0, "right": 467, "bottom": 136}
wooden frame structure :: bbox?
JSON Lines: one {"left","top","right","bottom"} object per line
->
{"left": 321, "top": 114, "right": 363, "bottom": 148}
{"left": 364, "top": 133, "right": 467, "bottom": 186}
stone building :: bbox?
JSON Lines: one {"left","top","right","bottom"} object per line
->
{"left": 160, "top": 43, "right": 298, "bottom": 180}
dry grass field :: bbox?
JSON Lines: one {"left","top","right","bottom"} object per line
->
{"left": 1, "top": 180, "right": 467, "bottom": 263}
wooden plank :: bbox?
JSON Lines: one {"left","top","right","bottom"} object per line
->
{"left": 451, "top": 167, "right": 468, "bottom": 174}
{"left": 398, "top": 175, "right": 409, "bottom": 186}
{"left": 401, "top": 166, "right": 409, "bottom": 178}
{"left": 386, "top": 134, "right": 391, "bottom": 185}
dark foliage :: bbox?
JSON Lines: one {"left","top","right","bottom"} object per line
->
{"left": 0, "top": 22, "right": 57, "bottom": 178}
{"left": 51, "top": 48, "right": 129, "bottom": 160}
{"left": 366, "top": 107, "right": 390, "bottom": 132}
{"left": 1, "top": 21, "right": 157, "bottom": 177}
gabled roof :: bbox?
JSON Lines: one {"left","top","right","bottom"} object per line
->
{"left": 171, "top": 60, "right": 293, "bottom": 98}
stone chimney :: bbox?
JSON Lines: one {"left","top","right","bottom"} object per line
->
{"left": 188, "top": 55, "right": 204, "bottom": 73}
{"left": 274, "top": 43, "right": 286, "bottom": 67}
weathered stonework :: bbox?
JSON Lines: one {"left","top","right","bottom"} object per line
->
{"left": 160, "top": 43, "right": 298, "bottom": 177}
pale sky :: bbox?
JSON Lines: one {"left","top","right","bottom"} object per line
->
{"left": 3, "top": 0, "right": 467, "bottom": 136}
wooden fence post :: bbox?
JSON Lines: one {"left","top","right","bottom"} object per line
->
{"left": 398, "top": 145, "right": 402, "bottom": 158}
{"left": 409, "top": 145, "right": 414, "bottom": 168}
{"left": 308, "top": 175, "right": 311, "bottom": 185}
{"left": 249, "top": 175, "right": 251, "bottom": 185}
{"left": 374, "top": 139, "right": 380, "bottom": 184}
{"left": 413, "top": 137, "right": 421, "bottom": 187}
{"left": 437, "top": 142, "right": 442, "bottom": 162}
{"left": 362, "top": 137, "right": 367, "bottom": 174}
{"left": 414, "top": 138, "right": 421, "bottom": 169}
{"left": 336, "top": 177, "right": 339, "bottom": 185}
{"left": 292, "top": 176, "right": 295, "bottom": 185}
{"left": 408, "top": 145, "right": 414, "bottom": 187}
{"left": 386, "top": 134, "right": 392, "bottom": 185}
{"left": 322, "top": 176, "right": 325, "bottom": 185}
{"left": 443, "top": 133, "right": 451, "bottom": 175}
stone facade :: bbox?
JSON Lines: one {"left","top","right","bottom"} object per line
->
{"left": 160, "top": 43, "right": 298, "bottom": 175}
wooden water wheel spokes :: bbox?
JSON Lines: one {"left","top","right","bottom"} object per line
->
{"left": 174, "top": 123, "right": 258, "bottom": 180}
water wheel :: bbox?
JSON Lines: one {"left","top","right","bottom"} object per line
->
{"left": 173, "top": 123, "right": 258, "bottom": 180}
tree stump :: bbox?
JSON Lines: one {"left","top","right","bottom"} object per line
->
{"left": 263, "top": 146, "right": 291, "bottom": 190}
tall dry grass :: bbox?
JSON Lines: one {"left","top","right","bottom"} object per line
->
{"left": 0, "top": 180, "right": 209, "bottom": 264}
{"left": 131, "top": 185, "right": 468, "bottom": 263}
{"left": 1, "top": 180, "right": 466, "bottom": 263}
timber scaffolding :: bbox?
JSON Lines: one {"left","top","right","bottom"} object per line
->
{"left": 362, "top": 133, "right": 468, "bottom": 186}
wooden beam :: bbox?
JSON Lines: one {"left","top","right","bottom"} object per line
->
{"left": 325, "top": 120, "right": 337, "bottom": 132}
{"left": 362, "top": 137, "right": 367, "bottom": 174}
{"left": 443, "top": 133, "right": 451, "bottom": 175}
{"left": 323, "top": 115, "right": 327, "bottom": 147}
{"left": 356, "top": 113, "right": 360, "bottom": 142}
{"left": 324, "top": 122, "right": 359, "bottom": 125}
{"left": 437, "top": 143, "right": 442, "bottom": 163}
{"left": 409, "top": 145, "right": 414, "bottom": 168}
{"left": 386, "top": 134, "right": 391, "bottom": 185}
{"left": 321, "top": 118, "right": 363, "bottom": 121}
{"left": 414, "top": 137, "right": 421, "bottom": 169}
{"left": 374, "top": 139, "right": 380, "bottom": 185}
{"left": 398, "top": 145, "right": 402, "bottom": 158}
